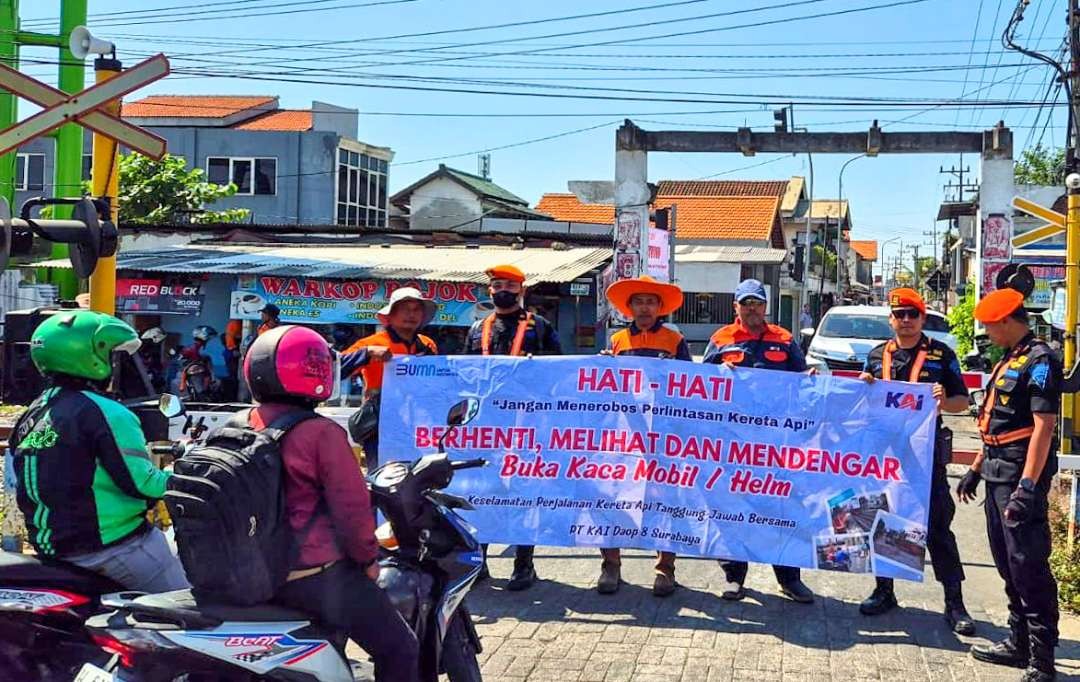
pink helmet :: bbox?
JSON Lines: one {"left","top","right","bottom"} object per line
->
{"left": 244, "top": 325, "right": 336, "bottom": 402}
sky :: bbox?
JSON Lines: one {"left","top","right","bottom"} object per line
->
{"left": 16, "top": 0, "right": 1071, "bottom": 274}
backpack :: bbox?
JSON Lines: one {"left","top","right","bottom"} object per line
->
{"left": 164, "top": 408, "right": 318, "bottom": 606}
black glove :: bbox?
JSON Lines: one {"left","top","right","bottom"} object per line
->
{"left": 1004, "top": 486, "right": 1036, "bottom": 526}
{"left": 955, "top": 469, "right": 981, "bottom": 500}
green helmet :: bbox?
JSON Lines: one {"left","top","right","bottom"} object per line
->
{"left": 30, "top": 310, "right": 141, "bottom": 381}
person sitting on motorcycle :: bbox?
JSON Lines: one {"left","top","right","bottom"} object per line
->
{"left": 139, "top": 326, "right": 168, "bottom": 393}
{"left": 179, "top": 325, "right": 217, "bottom": 363}
{"left": 10, "top": 310, "right": 189, "bottom": 593}
{"left": 244, "top": 325, "right": 419, "bottom": 682}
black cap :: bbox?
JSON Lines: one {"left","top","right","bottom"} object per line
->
{"left": 262, "top": 303, "right": 280, "bottom": 317}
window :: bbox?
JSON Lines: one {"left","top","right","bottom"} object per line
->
{"left": 336, "top": 149, "right": 388, "bottom": 228}
{"left": 206, "top": 157, "right": 277, "bottom": 195}
{"left": 15, "top": 153, "right": 44, "bottom": 191}
{"left": 81, "top": 154, "right": 93, "bottom": 182}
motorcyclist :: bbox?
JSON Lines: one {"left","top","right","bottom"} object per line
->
{"left": 139, "top": 326, "right": 168, "bottom": 393}
{"left": 9, "top": 310, "right": 188, "bottom": 593}
{"left": 179, "top": 325, "right": 217, "bottom": 363}
{"left": 179, "top": 325, "right": 219, "bottom": 399}
{"left": 243, "top": 325, "right": 420, "bottom": 682}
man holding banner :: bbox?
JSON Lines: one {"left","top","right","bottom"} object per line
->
{"left": 701, "top": 278, "right": 815, "bottom": 604}
{"left": 466, "top": 264, "right": 562, "bottom": 591}
{"left": 597, "top": 275, "right": 689, "bottom": 597}
{"left": 856, "top": 288, "right": 974, "bottom": 636}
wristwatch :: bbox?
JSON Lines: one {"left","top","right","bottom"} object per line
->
{"left": 1018, "top": 477, "right": 1036, "bottom": 493}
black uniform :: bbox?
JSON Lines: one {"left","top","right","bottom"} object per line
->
{"left": 467, "top": 308, "right": 561, "bottom": 578}
{"left": 978, "top": 333, "right": 1061, "bottom": 673}
{"left": 863, "top": 335, "right": 967, "bottom": 587}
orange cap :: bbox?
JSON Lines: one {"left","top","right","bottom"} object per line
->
{"left": 485, "top": 264, "right": 525, "bottom": 284}
{"left": 888, "top": 288, "right": 925, "bottom": 315}
{"left": 974, "top": 288, "right": 1025, "bottom": 323}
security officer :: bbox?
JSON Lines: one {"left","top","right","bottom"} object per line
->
{"left": 343, "top": 287, "right": 438, "bottom": 470}
{"left": 598, "top": 275, "right": 690, "bottom": 598}
{"left": 960, "top": 287, "right": 1061, "bottom": 682}
{"left": 701, "top": 278, "right": 815, "bottom": 604}
{"left": 856, "top": 288, "right": 974, "bottom": 635}
{"left": 467, "top": 264, "right": 561, "bottom": 591}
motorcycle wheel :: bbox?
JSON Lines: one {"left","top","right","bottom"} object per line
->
{"left": 441, "top": 610, "right": 482, "bottom": 682}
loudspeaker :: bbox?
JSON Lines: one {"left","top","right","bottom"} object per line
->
{"left": 69, "top": 26, "right": 115, "bottom": 60}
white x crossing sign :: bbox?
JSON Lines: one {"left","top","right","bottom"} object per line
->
{"left": 1011, "top": 196, "right": 1066, "bottom": 249}
{"left": 0, "top": 53, "right": 169, "bottom": 159}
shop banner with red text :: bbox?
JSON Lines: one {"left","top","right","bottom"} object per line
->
{"left": 379, "top": 355, "right": 937, "bottom": 580}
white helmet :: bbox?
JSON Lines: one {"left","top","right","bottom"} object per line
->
{"left": 140, "top": 326, "right": 166, "bottom": 344}
{"left": 192, "top": 325, "right": 218, "bottom": 342}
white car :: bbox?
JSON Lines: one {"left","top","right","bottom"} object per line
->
{"left": 804, "top": 305, "right": 958, "bottom": 374}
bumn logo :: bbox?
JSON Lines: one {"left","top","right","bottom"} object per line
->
{"left": 885, "top": 391, "right": 924, "bottom": 410}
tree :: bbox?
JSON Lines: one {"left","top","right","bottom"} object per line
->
{"left": 947, "top": 286, "right": 975, "bottom": 359}
{"left": 1014, "top": 144, "right": 1066, "bottom": 186}
{"left": 117, "top": 153, "right": 250, "bottom": 224}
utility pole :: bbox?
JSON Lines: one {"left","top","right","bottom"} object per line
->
{"left": 923, "top": 221, "right": 939, "bottom": 302}
{"left": 940, "top": 158, "right": 979, "bottom": 201}
{"left": 1063, "top": 0, "right": 1080, "bottom": 540}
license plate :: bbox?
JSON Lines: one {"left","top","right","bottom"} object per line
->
{"left": 74, "top": 663, "right": 115, "bottom": 682}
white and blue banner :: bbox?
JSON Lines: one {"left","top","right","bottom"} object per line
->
{"left": 379, "top": 356, "right": 938, "bottom": 580}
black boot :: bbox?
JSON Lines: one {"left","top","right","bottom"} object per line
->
{"left": 970, "top": 637, "right": 1029, "bottom": 669}
{"left": 477, "top": 543, "right": 489, "bottom": 582}
{"left": 1024, "top": 642, "right": 1057, "bottom": 681}
{"left": 859, "top": 577, "right": 898, "bottom": 616}
{"left": 943, "top": 581, "right": 975, "bottom": 636}
{"left": 1020, "top": 669, "right": 1056, "bottom": 682}
{"left": 506, "top": 545, "right": 537, "bottom": 591}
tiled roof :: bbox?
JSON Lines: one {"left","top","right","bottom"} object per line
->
{"left": 535, "top": 193, "right": 616, "bottom": 224}
{"left": 656, "top": 180, "right": 788, "bottom": 197}
{"left": 122, "top": 95, "right": 277, "bottom": 118}
{"left": 444, "top": 167, "right": 528, "bottom": 206}
{"left": 655, "top": 195, "right": 780, "bottom": 241}
{"left": 850, "top": 240, "right": 878, "bottom": 261}
{"left": 233, "top": 110, "right": 313, "bottom": 131}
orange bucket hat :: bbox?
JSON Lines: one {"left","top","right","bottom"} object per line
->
{"left": 605, "top": 275, "right": 683, "bottom": 319}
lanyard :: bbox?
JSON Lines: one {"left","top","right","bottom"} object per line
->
{"left": 481, "top": 312, "right": 531, "bottom": 356}
{"left": 978, "top": 340, "right": 1030, "bottom": 435}
{"left": 882, "top": 339, "right": 927, "bottom": 383}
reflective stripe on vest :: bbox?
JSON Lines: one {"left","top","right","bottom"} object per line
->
{"left": 881, "top": 340, "right": 927, "bottom": 383}
{"left": 978, "top": 340, "right": 1034, "bottom": 444}
{"left": 481, "top": 312, "right": 532, "bottom": 357}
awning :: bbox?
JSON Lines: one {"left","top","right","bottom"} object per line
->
{"left": 33, "top": 243, "right": 612, "bottom": 287}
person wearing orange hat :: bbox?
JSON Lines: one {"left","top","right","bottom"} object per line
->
{"left": 596, "top": 275, "right": 689, "bottom": 597}
{"left": 701, "top": 278, "right": 816, "bottom": 604}
{"left": 856, "top": 288, "right": 974, "bottom": 634}
{"left": 466, "top": 264, "right": 561, "bottom": 591}
{"left": 961, "top": 287, "right": 1062, "bottom": 681}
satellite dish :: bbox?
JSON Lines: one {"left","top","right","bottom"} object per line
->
{"left": 69, "top": 26, "right": 115, "bottom": 60}
{"left": 995, "top": 263, "right": 1036, "bottom": 298}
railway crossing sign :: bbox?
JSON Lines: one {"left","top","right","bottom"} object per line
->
{"left": 0, "top": 53, "right": 169, "bottom": 159}
{"left": 1011, "top": 196, "right": 1066, "bottom": 249}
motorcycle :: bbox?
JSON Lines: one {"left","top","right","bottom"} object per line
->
{"left": 82, "top": 398, "right": 487, "bottom": 682}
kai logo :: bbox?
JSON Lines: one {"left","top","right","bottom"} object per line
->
{"left": 885, "top": 391, "right": 924, "bottom": 411}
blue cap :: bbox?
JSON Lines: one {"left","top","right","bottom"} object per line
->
{"left": 735, "top": 279, "right": 767, "bottom": 303}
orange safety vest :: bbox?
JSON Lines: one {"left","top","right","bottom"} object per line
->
{"left": 346, "top": 329, "right": 438, "bottom": 393}
{"left": 978, "top": 341, "right": 1036, "bottom": 447}
{"left": 881, "top": 339, "right": 927, "bottom": 383}
{"left": 480, "top": 312, "right": 532, "bottom": 357}
{"left": 609, "top": 325, "right": 684, "bottom": 358}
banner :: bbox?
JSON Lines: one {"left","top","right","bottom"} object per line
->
{"left": 116, "top": 278, "right": 203, "bottom": 316}
{"left": 230, "top": 275, "right": 491, "bottom": 327}
{"left": 647, "top": 227, "right": 671, "bottom": 282}
{"left": 379, "top": 356, "right": 938, "bottom": 580}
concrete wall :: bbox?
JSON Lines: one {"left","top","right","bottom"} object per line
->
{"left": 408, "top": 176, "right": 482, "bottom": 230}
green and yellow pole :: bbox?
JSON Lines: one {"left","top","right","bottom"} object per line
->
{"left": 1064, "top": 189, "right": 1080, "bottom": 460}
{"left": 0, "top": 1, "right": 18, "bottom": 213}
{"left": 88, "top": 56, "right": 120, "bottom": 314}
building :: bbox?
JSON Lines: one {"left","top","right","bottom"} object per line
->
{"left": 847, "top": 240, "right": 878, "bottom": 303}
{"left": 15, "top": 95, "right": 393, "bottom": 226}
{"left": 390, "top": 164, "right": 552, "bottom": 231}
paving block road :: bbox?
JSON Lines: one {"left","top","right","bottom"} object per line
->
{"left": 460, "top": 464, "right": 1080, "bottom": 682}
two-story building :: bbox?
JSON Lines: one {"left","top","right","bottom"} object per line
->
{"left": 14, "top": 95, "right": 393, "bottom": 226}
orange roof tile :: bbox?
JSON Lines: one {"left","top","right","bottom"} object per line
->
{"left": 657, "top": 180, "right": 788, "bottom": 197}
{"left": 233, "top": 110, "right": 313, "bottom": 131}
{"left": 122, "top": 95, "right": 276, "bottom": 118}
{"left": 655, "top": 195, "right": 780, "bottom": 241}
{"left": 850, "top": 240, "right": 878, "bottom": 261}
{"left": 535, "top": 193, "right": 615, "bottom": 224}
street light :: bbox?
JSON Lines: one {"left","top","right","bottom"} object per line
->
{"left": 879, "top": 236, "right": 900, "bottom": 301}
{"left": 837, "top": 153, "right": 866, "bottom": 301}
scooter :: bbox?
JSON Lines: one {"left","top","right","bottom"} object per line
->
{"left": 83, "top": 398, "right": 487, "bottom": 682}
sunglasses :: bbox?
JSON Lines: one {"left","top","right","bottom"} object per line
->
{"left": 891, "top": 308, "right": 921, "bottom": 320}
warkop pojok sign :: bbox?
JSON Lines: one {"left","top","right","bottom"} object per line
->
{"left": 379, "top": 355, "right": 937, "bottom": 581}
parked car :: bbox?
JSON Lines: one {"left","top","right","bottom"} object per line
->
{"left": 803, "top": 305, "right": 957, "bottom": 374}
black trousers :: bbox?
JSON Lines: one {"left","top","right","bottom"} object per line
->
{"left": 719, "top": 560, "right": 800, "bottom": 586}
{"left": 275, "top": 561, "right": 420, "bottom": 682}
{"left": 985, "top": 477, "right": 1058, "bottom": 671}
{"left": 481, "top": 543, "right": 534, "bottom": 567}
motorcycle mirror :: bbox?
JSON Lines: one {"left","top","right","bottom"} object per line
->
{"left": 446, "top": 398, "right": 480, "bottom": 427}
{"left": 158, "top": 393, "right": 185, "bottom": 418}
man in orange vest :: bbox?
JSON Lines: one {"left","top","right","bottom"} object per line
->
{"left": 963, "top": 286, "right": 1061, "bottom": 681}
{"left": 702, "top": 278, "right": 815, "bottom": 604}
{"left": 258, "top": 303, "right": 280, "bottom": 336}
{"left": 343, "top": 287, "right": 438, "bottom": 470}
{"left": 857, "top": 288, "right": 974, "bottom": 634}
{"left": 466, "top": 264, "right": 561, "bottom": 591}
{"left": 598, "top": 275, "right": 689, "bottom": 597}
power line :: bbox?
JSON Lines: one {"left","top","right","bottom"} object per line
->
{"left": 968, "top": 0, "right": 1007, "bottom": 123}
{"left": 954, "top": 0, "right": 987, "bottom": 125}
{"left": 21, "top": 0, "right": 328, "bottom": 27}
